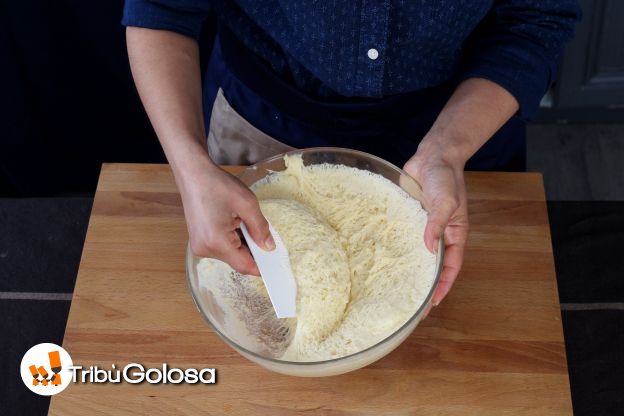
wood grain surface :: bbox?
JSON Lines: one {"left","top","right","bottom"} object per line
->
{"left": 49, "top": 164, "right": 572, "bottom": 415}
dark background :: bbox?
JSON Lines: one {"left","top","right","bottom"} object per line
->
{"left": 0, "top": 1, "right": 217, "bottom": 197}
{"left": 1, "top": 0, "right": 624, "bottom": 197}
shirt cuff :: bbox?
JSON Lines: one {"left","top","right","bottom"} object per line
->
{"left": 122, "top": 0, "right": 210, "bottom": 40}
{"left": 458, "top": 35, "right": 555, "bottom": 120}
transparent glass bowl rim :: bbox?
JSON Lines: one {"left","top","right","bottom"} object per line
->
{"left": 186, "top": 147, "right": 444, "bottom": 366}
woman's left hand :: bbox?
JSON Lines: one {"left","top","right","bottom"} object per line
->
{"left": 402, "top": 78, "right": 521, "bottom": 310}
{"left": 404, "top": 141, "right": 469, "bottom": 308}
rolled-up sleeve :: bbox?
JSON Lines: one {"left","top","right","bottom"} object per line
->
{"left": 122, "top": 0, "right": 212, "bottom": 40}
{"left": 458, "top": 0, "right": 581, "bottom": 119}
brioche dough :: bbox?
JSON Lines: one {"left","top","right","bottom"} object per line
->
{"left": 198, "top": 155, "right": 437, "bottom": 361}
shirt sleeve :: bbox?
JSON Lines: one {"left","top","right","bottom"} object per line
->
{"left": 458, "top": 0, "right": 581, "bottom": 119}
{"left": 122, "top": 0, "right": 212, "bottom": 40}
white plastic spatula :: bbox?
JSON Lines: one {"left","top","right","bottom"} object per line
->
{"left": 240, "top": 221, "right": 297, "bottom": 318}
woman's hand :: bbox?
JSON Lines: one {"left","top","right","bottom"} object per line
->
{"left": 127, "top": 28, "right": 274, "bottom": 274}
{"left": 178, "top": 159, "right": 275, "bottom": 276}
{"left": 404, "top": 139, "right": 469, "bottom": 307}
{"left": 402, "top": 78, "right": 519, "bottom": 308}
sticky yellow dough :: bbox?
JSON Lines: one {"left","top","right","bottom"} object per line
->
{"left": 197, "top": 155, "right": 436, "bottom": 362}
{"left": 259, "top": 199, "right": 350, "bottom": 360}
{"left": 249, "top": 155, "right": 437, "bottom": 361}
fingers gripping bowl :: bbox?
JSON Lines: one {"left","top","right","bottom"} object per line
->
{"left": 187, "top": 148, "right": 444, "bottom": 377}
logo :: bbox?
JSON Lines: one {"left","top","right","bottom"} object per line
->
{"left": 20, "top": 343, "right": 73, "bottom": 396}
{"left": 21, "top": 343, "right": 217, "bottom": 394}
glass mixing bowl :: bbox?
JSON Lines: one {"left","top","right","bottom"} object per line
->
{"left": 187, "top": 147, "right": 444, "bottom": 377}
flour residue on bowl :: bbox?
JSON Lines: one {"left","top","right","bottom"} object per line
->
{"left": 197, "top": 155, "right": 436, "bottom": 362}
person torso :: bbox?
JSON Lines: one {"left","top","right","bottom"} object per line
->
{"left": 212, "top": 0, "right": 494, "bottom": 99}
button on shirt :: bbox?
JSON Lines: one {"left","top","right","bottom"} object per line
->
{"left": 122, "top": 0, "right": 580, "bottom": 119}
{"left": 367, "top": 49, "right": 379, "bottom": 61}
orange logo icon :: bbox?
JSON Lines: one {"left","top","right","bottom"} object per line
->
{"left": 20, "top": 343, "right": 73, "bottom": 396}
{"left": 28, "top": 351, "right": 63, "bottom": 387}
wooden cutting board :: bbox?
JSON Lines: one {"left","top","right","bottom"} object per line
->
{"left": 49, "top": 164, "right": 572, "bottom": 415}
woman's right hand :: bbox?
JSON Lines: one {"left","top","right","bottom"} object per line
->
{"left": 178, "top": 160, "right": 275, "bottom": 276}
{"left": 126, "top": 28, "right": 273, "bottom": 274}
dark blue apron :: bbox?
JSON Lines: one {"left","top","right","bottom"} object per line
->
{"left": 203, "top": 26, "right": 526, "bottom": 171}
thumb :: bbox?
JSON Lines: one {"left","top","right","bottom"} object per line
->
{"left": 237, "top": 195, "right": 276, "bottom": 251}
{"left": 424, "top": 195, "right": 458, "bottom": 254}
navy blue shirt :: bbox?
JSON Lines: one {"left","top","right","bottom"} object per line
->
{"left": 123, "top": 0, "right": 580, "bottom": 119}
